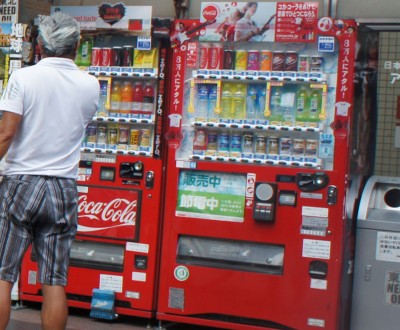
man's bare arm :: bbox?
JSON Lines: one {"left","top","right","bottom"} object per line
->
{"left": 0, "top": 111, "right": 22, "bottom": 159}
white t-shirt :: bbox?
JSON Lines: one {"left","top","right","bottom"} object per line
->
{"left": 0, "top": 57, "right": 99, "bottom": 178}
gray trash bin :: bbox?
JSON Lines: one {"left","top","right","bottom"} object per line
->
{"left": 351, "top": 176, "right": 400, "bottom": 330}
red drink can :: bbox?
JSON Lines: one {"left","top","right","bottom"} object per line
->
{"left": 208, "top": 43, "right": 222, "bottom": 69}
{"left": 272, "top": 51, "right": 285, "bottom": 71}
{"left": 223, "top": 49, "right": 235, "bottom": 69}
{"left": 111, "top": 46, "right": 123, "bottom": 66}
{"left": 101, "top": 47, "right": 112, "bottom": 66}
{"left": 260, "top": 50, "right": 272, "bottom": 71}
{"left": 247, "top": 50, "right": 260, "bottom": 70}
{"left": 284, "top": 51, "right": 298, "bottom": 71}
{"left": 122, "top": 46, "right": 133, "bottom": 66}
{"left": 199, "top": 43, "right": 209, "bottom": 69}
{"left": 91, "top": 47, "right": 102, "bottom": 66}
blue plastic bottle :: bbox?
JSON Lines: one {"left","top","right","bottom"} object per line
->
{"left": 97, "top": 80, "right": 108, "bottom": 117}
{"left": 246, "top": 84, "right": 258, "bottom": 120}
{"left": 196, "top": 84, "right": 209, "bottom": 118}
{"left": 208, "top": 84, "right": 218, "bottom": 118}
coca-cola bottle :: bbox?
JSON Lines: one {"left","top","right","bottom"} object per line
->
{"left": 142, "top": 82, "right": 155, "bottom": 113}
{"left": 131, "top": 82, "right": 143, "bottom": 113}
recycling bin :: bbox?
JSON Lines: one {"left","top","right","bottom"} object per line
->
{"left": 351, "top": 176, "right": 400, "bottom": 330}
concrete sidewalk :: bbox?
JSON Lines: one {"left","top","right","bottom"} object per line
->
{"left": 7, "top": 302, "right": 213, "bottom": 330}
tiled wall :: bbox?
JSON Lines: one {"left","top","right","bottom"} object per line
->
{"left": 375, "top": 32, "right": 400, "bottom": 176}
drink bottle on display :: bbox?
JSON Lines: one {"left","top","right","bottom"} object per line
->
{"left": 246, "top": 84, "right": 258, "bottom": 119}
{"left": 208, "top": 84, "right": 218, "bottom": 119}
{"left": 80, "top": 37, "right": 93, "bottom": 67}
{"left": 132, "top": 82, "right": 143, "bottom": 113}
{"left": 295, "top": 86, "right": 309, "bottom": 122}
{"left": 121, "top": 81, "right": 133, "bottom": 114}
{"left": 232, "top": 83, "right": 246, "bottom": 119}
{"left": 257, "top": 85, "right": 267, "bottom": 120}
{"left": 110, "top": 80, "right": 122, "bottom": 115}
{"left": 97, "top": 80, "right": 108, "bottom": 117}
{"left": 142, "top": 82, "right": 155, "bottom": 112}
{"left": 220, "top": 82, "right": 233, "bottom": 119}
{"left": 269, "top": 85, "right": 283, "bottom": 122}
{"left": 196, "top": 84, "right": 209, "bottom": 118}
{"left": 308, "top": 89, "right": 322, "bottom": 122}
{"left": 96, "top": 124, "right": 108, "bottom": 145}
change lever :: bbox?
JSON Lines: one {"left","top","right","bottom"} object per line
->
{"left": 296, "top": 172, "right": 329, "bottom": 192}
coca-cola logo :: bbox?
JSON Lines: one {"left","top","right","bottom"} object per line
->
{"left": 202, "top": 5, "right": 218, "bottom": 21}
{"left": 78, "top": 195, "right": 137, "bottom": 233}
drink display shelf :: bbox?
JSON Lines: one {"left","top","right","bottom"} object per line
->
{"left": 192, "top": 69, "right": 327, "bottom": 83}
{"left": 192, "top": 120, "right": 322, "bottom": 133}
{"left": 93, "top": 115, "right": 155, "bottom": 125}
{"left": 87, "top": 66, "right": 158, "bottom": 78}
{"left": 81, "top": 147, "right": 151, "bottom": 157}
{"left": 190, "top": 154, "right": 321, "bottom": 168}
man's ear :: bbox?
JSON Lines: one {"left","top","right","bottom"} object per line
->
{"left": 37, "top": 38, "right": 46, "bottom": 57}
{"left": 73, "top": 41, "right": 80, "bottom": 58}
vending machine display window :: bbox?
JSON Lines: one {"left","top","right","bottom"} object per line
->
{"left": 177, "top": 235, "right": 284, "bottom": 275}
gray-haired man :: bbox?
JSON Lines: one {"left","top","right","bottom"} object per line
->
{"left": 0, "top": 12, "right": 99, "bottom": 330}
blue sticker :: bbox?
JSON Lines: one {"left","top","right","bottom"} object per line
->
{"left": 318, "top": 36, "right": 335, "bottom": 53}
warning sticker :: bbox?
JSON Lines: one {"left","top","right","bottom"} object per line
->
{"left": 376, "top": 231, "right": 400, "bottom": 262}
{"left": 302, "top": 239, "right": 331, "bottom": 260}
{"left": 99, "top": 274, "right": 123, "bottom": 293}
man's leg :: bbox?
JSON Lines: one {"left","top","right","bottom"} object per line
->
{"left": 41, "top": 284, "right": 68, "bottom": 330}
{"left": 0, "top": 279, "right": 13, "bottom": 330}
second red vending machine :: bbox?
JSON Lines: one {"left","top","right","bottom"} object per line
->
{"left": 20, "top": 5, "right": 170, "bottom": 320}
{"left": 157, "top": 2, "right": 377, "bottom": 329}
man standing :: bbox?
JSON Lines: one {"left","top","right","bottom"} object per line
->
{"left": 0, "top": 12, "right": 99, "bottom": 330}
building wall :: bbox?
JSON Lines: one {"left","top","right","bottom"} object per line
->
{"left": 375, "top": 32, "right": 400, "bottom": 176}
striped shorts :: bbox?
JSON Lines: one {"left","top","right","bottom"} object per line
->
{"left": 0, "top": 175, "right": 78, "bottom": 286}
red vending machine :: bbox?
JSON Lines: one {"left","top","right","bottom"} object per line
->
{"left": 20, "top": 5, "right": 170, "bottom": 320}
{"left": 157, "top": 2, "right": 376, "bottom": 329}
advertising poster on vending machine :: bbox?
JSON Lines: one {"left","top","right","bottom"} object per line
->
{"left": 199, "top": 1, "right": 318, "bottom": 42}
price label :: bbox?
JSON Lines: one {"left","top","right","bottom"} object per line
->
{"left": 137, "top": 37, "right": 151, "bottom": 50}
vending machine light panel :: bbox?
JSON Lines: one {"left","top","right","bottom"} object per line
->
{"left": 278, "top": 190, "right": 297, "bottom": 206}
{"left": 276, "top": 174, "right": 296, "bottom": 183}
{"left": 100, "top": 166, "right": 115, "bottom": 181}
